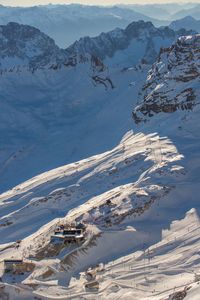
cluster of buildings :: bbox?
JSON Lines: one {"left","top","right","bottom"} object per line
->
{"left": 1, "top": 223, "right": 86, "bottom": 277}
{"left": 83, "top": 263, "right": 105, "bottom": 292}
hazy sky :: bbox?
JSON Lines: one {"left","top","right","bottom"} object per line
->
{"left": 0, "top": 0, "right": 199, "bottom": 7}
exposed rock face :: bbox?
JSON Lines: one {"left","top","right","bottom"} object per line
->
{"left": 0, "top": 22, "right": 107, "bottom": 74}
{"left": 0, "top": 21, "right": 194, "bottom": 74}
{"left": 0, "top": 22, "right": 67, "bottom": 70}
{"left": 66, "top": 20, "right": 194, "bottom": 64}
{"left": 133, "top": 34, "right": 200, "bottom": 123}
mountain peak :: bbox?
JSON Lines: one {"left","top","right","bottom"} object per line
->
{"left": 0, "top": 22, "right": 108, "bottom": 73}
{"left": 3, "top": 22, "right": 41, "bottom": 37}
{"left": 67, "top": 21, "right": 194, "bottom": 68}
{"left": 0, "top": 22, "right": 66, "bottom": 71}
{"left": 125, "top": 20, "right": 155, "bottom": 37}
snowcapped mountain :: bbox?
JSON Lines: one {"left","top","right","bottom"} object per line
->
{"left": 170, "top": 16, "right": 200, "bottom": 33}
{"left": 0, "top": 21, "right": 106, "bottom": 73}
{"left": 0, "top": 4, "right": 156, "bottom": 47}
{"left": 0, "top": 21, "right": 192, "bottom": 193}
{"left": 67, "top": 21, "right": 194, "bottom": 67}
{"left": 0, "top": 30, "right": 200, "bottom": 299}
{"left": 0, "top": 22, "right": 67, "bottom": 71}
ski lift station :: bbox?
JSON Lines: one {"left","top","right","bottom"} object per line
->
{"left": 51, "top": 224, "right": 85, "bottom": 244}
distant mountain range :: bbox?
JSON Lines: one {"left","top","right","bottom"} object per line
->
{"left": 172, "top": 4, "right": 200, "bottom": 20}
{"left": 0, "top": 4, "right": 157, "bottom": 47}
{"left": 170, "top": 16, "right": 200, "bottom": 33}
{"left": 120, "top": 3, "right": 198, "bottom": 20}
{"left": 0, "top": 3, "right": 199, "bottom": 49}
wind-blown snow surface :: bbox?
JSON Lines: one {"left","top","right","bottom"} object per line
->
{"left": 0, "top": 130, "right": 187, "bottom": 299}
{"left": 0, "top": 29, "right": 200, "bottom": 299}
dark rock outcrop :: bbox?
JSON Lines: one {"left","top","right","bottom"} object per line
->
{"left": 133, "top": 34, "right": 200, "bottom": 123}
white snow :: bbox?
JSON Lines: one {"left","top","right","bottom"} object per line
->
{"left": 0, "top": 23, "right": 199, "bottom": 300}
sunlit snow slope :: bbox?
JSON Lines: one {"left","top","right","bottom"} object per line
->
{"left": 0, "top": 29, "right": 199, "bottom": 300}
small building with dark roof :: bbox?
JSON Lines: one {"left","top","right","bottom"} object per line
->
{"left": 3, "top": 259, "right": 34, "bottom": 273}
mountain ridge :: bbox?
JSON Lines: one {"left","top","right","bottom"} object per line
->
{"left": 0, "top": 20, "right": 195, "bottom": 73}
{"left": 67, "top": 20, "right": 195, "bottom": 66}
{"left": 0, "top": 4, "right": 157, "bottom": 47}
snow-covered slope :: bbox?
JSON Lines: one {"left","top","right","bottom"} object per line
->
{"left": 0, "top": 128, "right": 186, "bottom": 299}
{"left": 0, "top": 21, "right": 189, "bottom": 193}
{"left": 65, "top": 208, "right": 200, "bottom": 300}
{"left": 0, "top": 32, "right": 200, "bottom": 299}
{"left": 0, "top": 130, "right": 183, "bottom": 243}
